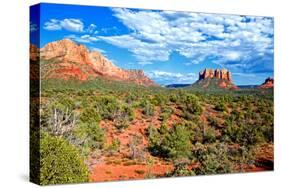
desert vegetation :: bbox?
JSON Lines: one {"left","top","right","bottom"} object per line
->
{"left": 32, "top": 78, "right": 273, "bottom": 184}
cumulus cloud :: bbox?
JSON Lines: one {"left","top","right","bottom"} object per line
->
{"left": 44, "top": 18, "right": 84, "bottom": 32}
{"left": 99, "top": 8, "right": 273, "bottom": 72}
{"left": 146, "top": 70, "right": 197, "bottom": 84}
{"left": 99, "top": 35, "right": 170, "bottom": 63}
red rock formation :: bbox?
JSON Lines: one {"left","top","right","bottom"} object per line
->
{"left": 30, "top": 44, "right": 40, "bottom": 80}
{"left": 199, "top": 68, "right": 232, "bottom": 82}
{"left": 259, "top": 77, "right": 274, "bottom": 89}
{"left": 197, "top": 68, "right": 238, "bottom": 89}
{"left": 39, "top": 39, "right": 155, "bottom": 86}
{"left": 30, "top": 44, "right": 39, "bottom": 62}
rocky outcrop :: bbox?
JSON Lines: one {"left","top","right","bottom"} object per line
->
{"left": 199, "top": 68, "right": 232, "bottom": 82}
{"left": 30, "top": 44, "right": 40, "bottom": 80}
{"left": 259, "top": 77, "right": 274, "bottom": 89}
{"left": 41, "top": 39, "right": 93, "bottom": 64}
{"left": 39, "top": 39, "right": 156, "bottom": 86}
{"left": 30, "top": 44, "right": 39, "bottom": 62}
{"left": 195, "top": 68, "right": 238, "bottom": 90}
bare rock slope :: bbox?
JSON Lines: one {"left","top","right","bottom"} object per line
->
{"left": 38, "top": 39, "right": 155, "bottom": 86}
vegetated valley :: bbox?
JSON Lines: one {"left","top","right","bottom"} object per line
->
{"left": 30, "top": 40, "right": 274, "bottom": 185}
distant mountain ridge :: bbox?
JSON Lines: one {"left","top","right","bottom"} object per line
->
{"left": 165, "top": 83, "right": 191, "bottom": 88}
{"left": 31, "top": 39, "right": 156, "bottom": 86}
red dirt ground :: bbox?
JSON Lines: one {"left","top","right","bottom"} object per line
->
{"left": 89, "top": 106, "right": 273, "bottom": 182}
{"left": 89, "top": 107, "right": 178, "bottom": 182}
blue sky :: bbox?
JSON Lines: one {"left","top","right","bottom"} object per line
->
{"left": 30, "top": 3, "right": 274, "bottom": 85}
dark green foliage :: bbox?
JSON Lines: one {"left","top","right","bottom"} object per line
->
{"left": 114, "top": 105, "right": 134, "bottom": 131}
{"left": 207, "top": 116, "right": 223, "bottom": 128}
{"left": 152, "top": 93, "right": 169, "bottom": 106}
{"left": 193, "top": 143, "right": 234, "bottom": 175}
{"left": 159, "top": 105, "right": 173, "bottom": 122}
{"left": 178, "top": 92, "right": 203, "bottom": 116}
{"left": 95, "top": 96, "right": 121, "bottom": 120}
{"left": 139, "top": 100, "right": 155, "bottom": 117}
{"left": 149, "top": 124, "right": 192, "bottom": 159}
{"left": 40, "top": 132, "right": 89, "bottom": 185}
{"left": 203, "top": 126, "right": 217, "bottom": 144}
{"left": 80, "top": 107, "right": 101, "bottom": 124}
{"left": 224, "top": 123, "right": 264, "bottom": 146}
{"left": 74, "top": 122, "right": 105, "bottom": 150}
{"left": 214, "top": 101, "right": 227, "bottom": 112}
{"left": 168, "top": 160, "right": 195, "bottom": 177}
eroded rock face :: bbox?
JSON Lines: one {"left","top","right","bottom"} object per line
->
{"left": 39, "top": 39, "right": 156, "bottom": 86}
{"left": 30, "top": 44, "right": 39, "bottom": 62}
{"left": 259, "top": 77, "right": 274, "bottom": 89}
{"left": 197, "top": 68, "right": 238, "bottom": 89}
{"left": 41, "top": 39, "right": 92, "bottom": 64}
{"left": 199, "top": 68, "right": 232, "bottom": 82}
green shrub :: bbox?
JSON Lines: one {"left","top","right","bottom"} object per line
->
{"left": 40, "top": 132, "right": 88, "bottom": 185}
{"left": 106, "top": 138, "right": 121, "bottom": 154}
{"left": 95, "top": 96, "right": 120, "bottom": 120}
{"left": 80, "top": 107, "right": 101, "bottom": 124}
{"left": 224, "top": 123, "right": 264, "bottom": 146}
{"left": 214, "top": 101, "right": 227, "bottom": 112}
{"left": 114, "top": 105, "right": 134, "bottom": 131}
{"left": 139, "top": 100, "right": 155, "bottom": 117}
{"left": 149, "top": 124, "right": 192, "bottom": 159}
{"left": 153, "top": 93, "right": 169, "bottom": 106}
{"left": 115, "top": 117, "right": 130, "bottom": 131}
{"left": 74, "top": 122, "right": 105, "bottom": 150}
{"left": 159, "top": 106, "right": 173, "bottom": 122}
{"left": 203, "top": 126, "right": 217, "bottom": 144}
{"left": 169, "top": 160, "right": 195, "bottom": 177}
{"left": 178, "top": 92, "right": 202, "bottom": 116}
{"left": 193, "top": 143, "right": 234, "bottom": 175}
{"left": 208, "top": 116, "right": 223, "bottom": 128}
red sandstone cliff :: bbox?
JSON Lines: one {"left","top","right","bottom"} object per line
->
{"left": 38, "top": 39, "right": 155, "bottom": 86}
{"left": 30, "top": 44, "right": 39, "bottom": 62}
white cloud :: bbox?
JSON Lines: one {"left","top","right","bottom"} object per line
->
{"left": 44, "top": 19, "right": 61, "bottom": 30}
{"left": 44, "top": 19, "right": 84, "bottom": 32}
{"left": 99, "top": 34, "right": 170, "bottom": 64}
{"left": 65, "top": 34, "right": 98, "bottom": 43}
{"left": 99, "top": 8, "right": 273, "bottom": 72}
{"left": 223, "top": 51, "right": 241, "bottom": 61}
{"left": 87, "top": 24, "right": 96, "bottom": 33}
{"left": 90, "top": 47, "right": 106, "bottom": 54}
{"left": 146, "top": 70, "right": 197, "bottom": 84}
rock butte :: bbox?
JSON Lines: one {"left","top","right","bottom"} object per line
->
{"left": 199, "top": 68, "right": 232, "bottom": 82}
{"left": 197, "top": 68, "right": 238, "bottom": 90}
{"left": 32, "top": 39, "right": 156, "bottom": 86}
{"left": 259, "top": 77, "right": 274, "bottom": 89}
